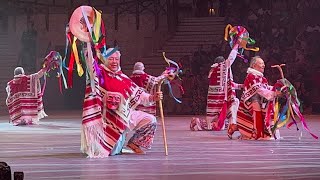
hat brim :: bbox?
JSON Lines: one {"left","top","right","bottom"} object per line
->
{"left": 69, "top": 6, "right": 95, "bottom": 42}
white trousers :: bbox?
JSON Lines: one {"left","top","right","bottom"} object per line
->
{"left": 111, "top": 110, "right": 157, "bottom": 155}
{"left": 228, "top": 97, "right": 239, "bottom": 124}
{"left": 129, "top": 110, "right": 157, "bottom": 130}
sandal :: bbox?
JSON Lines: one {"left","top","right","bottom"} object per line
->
{"left": 127, "top": 143, "right": 146, "bottom": 155}
{"left": 190, "top": 117, "right": 197, "bottom": 131}
{"left": 212, "top": 121, "right": 218, "bottom": 131}
{"left": 227, "top": 124, "right": 238, "bottom": 139}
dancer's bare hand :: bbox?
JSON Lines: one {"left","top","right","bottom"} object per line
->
{"left": 275, "top": 90, "right": 282, "bottom": 97}
{"left": 162, "top": 70, "right": 175, "bottom": 80}
{"left": 152, "top": 91, "right": 163, "bottom": 101}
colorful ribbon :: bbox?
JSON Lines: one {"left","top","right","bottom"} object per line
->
{"left": 162, "top": 52, "right": 182, "bottom": 104}
{"left": 271, "top": 78, "right": 318, "bottom": 139}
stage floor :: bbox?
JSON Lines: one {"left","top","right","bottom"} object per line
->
{"left": 1, "top": 111, "right": 320, "bottom": 180}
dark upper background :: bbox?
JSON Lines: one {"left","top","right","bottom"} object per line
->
{"left": 0, "top": 0, "right": 319, "bottom": 114}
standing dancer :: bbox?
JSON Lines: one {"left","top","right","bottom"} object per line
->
{"left": 6, "top": 51, "right": 61, "bottom": 126}
{"left": 6, "top": 67, "right": 47, "bottom": 125}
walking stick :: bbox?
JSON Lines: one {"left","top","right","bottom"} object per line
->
{"left": 271, "top": 63, "right": 293, "bottom": 117}
{"left": 157, "top": 79, "right": 168, "bottom": 156}
{"left": 271, "top": 64, "right": 288, "bottom": 138}
{"left": 271, "top": 64, "right": 318, "bottom": 139}
{"left": 158, "top": 52, "right": 181, "bottom": 155}
{"left": 271, "top": 64, "right": 285, "bottom": 79}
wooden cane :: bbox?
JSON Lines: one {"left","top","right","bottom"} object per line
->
{"left": 157, "top": 79, "right": 168, "bottom": 156}
{"left": 271, "top": 64, "right": 286, "bottom": 79}
{"left": 271, "top": 64, "right": 286, "bottom": 138}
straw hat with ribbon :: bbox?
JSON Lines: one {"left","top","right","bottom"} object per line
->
{"left": 69, "top": 6, "right": 95, "bottom": 42}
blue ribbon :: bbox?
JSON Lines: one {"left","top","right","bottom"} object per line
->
{"left": 102, "top": 46, "right": 119, "bottom": 60}
{"left": 165, "top": 80, "right": 182, "bottom": 104}
{"left": 162, "top": 52, "right": 182, "bottom": 104}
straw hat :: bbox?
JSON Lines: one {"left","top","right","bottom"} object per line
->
{"left": 69, "top": 6, "right": 95, "bottom": 42}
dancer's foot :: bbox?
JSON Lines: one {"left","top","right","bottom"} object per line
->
{"left": 127, "top": 143, "right": 146, "bottom": 155}
{"left": 190, "top": 117, "right": 197, "bottom": 131}
{"left": 227, "top": 124, "right": 238, "bottom": 139}
{"left": 121, "top": 148, "right": 135, "bottom": 154}
{"left": 212, "top": 121, "right": 218, "bottom": 131}
{"left": 13, "top": 120, "right": 27, "bottom": 126}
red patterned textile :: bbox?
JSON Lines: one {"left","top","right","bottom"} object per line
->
{"left": 6, "top": 74, "right": 46, "bottom": 125}
{"left": 237, "top": 71, "right": 273, "bottom": 139}
{"left": 205, "top": 47, "right": 239, "bottom": 131}
{"left": 206, "top": 62, "right": 236, "bottom": 126}
{"left": 130, "top": 71, "right": 158, "bottom": 115}
{"left": 81, "top": 64, "right": 147, "bottom": 158}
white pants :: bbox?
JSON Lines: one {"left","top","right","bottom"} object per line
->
{"left": 111, "top": 110, "right": 157, "bottom": 155}
{"left": 228, "top": 97, "right": 239, "bottom": 124}
{"left": 129, "top": 110, "right": 157, "bottom": 130}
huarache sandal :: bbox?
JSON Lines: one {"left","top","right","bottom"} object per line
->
{"left": 127, "top": 143, "right": 146, "bottom": 155}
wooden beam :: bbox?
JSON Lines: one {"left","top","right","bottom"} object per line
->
{"left": 154, "top": 0, "right": 159, "bottom": 30}
{"left": 13, "top": 13, "right": 16, "bottom": 32}
{"left": 166, "top": 0, "right": 172, "bottom": 32}
{"left": 67, "top": 0, "right": 74, "bottom": 20}
{"left": 45, "top": 7, "right": 49, "bottom": 31}
{"left": 136, "top": 1, "right": 139, "bottom": 30}
{"left": 173, "top": 0, "right": 178, "bottom": 29}
{"left": 114, "top": 6, "right": 118, "bottom": 30}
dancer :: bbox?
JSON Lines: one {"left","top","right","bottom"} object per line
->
{"left": 190, "top": 44, "right": 241, "bottom": 131}
{"left": 233, "top": 56, "right": 282, "bottom": 140}
{"left": 81, "top": 48, "right": 164, "bottom": 157}
{"left": 66, "top": 6, "right": 173, "bottom": 157}
{"left": 6, "top": 51, "right": 61, "bottom": 126}
{"left": 190, "top": 24, "right": 259, "bottom": 133}
{"left": 130, "top": 62, "right": 167, "bottom": 115}
{"left": 6, "top": 67, "right": 47, "bottom": 125}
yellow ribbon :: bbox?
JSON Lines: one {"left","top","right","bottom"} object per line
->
{"left": 93, "top": 9, "right": 102, "bottom": 43}
{"left": 243, "top": 46, "right": 260, "bottom": 52}
{"left": 277, "top": 98, "right": 292, "bottom": 128}
{"left": 72, "top": 37, "right": 84, "bottom": 76}
{"left": 277, "top": 108, "right": 291, "bottom": 128}
{"left": 224, "top": 24, "right": 232, "bottom": 41}
{"left": 274, "top": 100, "right": 279, "bottom": 124}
